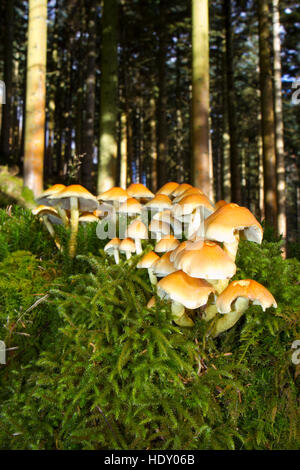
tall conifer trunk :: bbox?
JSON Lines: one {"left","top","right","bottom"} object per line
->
{"left": 272, "top": 0, "right": 286, "bottom": 241}
{"left": 97, "top": 0, "right": 118, "bottom": 193}
{"left": 23, "top": 0, "right": 47, "bottom": 196}
{"left": 224, "top": 0, "right": 241, "bottom": 203}
{"left": 258, "top": 0, "right": 278, "bottom": 228}
{"left": 191, "top": 0, "right": 211, "bottom": 196}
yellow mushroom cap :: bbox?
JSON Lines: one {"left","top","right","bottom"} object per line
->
{"left": 149, "top": 219, "right": 171, "bottom": 237}
{"left": 118, "top": 197, "right": 142, "bottom": 215}
{"left": 126, "top": 183, "right": 154, "bottom": 199}
{"left": 153, "top": 251, "right": 177, "bottom": 277}
{"left": 157, "top": 270, "right": 215, "bottom": 310}
{"left": 97, "top": 186, "right": 129, "bottom": 203}
{"left": 205, "top": 203, "right": 263, "bottom": 244}
{"left": 104, "top": 237, "right": 120, "bottom": 253}
{"left": 48, "top": 184, "right": 98, "bottom": 211}
{"left": 156, "top": 182, "right": 179, "bottom": 196}
{"left": 145, "top": 194, "right": 172, "bottom": 211}
{"left": 174, "top": 240, "right": 236, "bottom": 280}
{"left": 155, "top": 235, "right": 180, "bottom": 253}
{"left": 147, "top": 296, "right": 156, "bottom": 308}
{"left": 171, "top": 183, "right": 193, "bottom": 198}
{"left": 127, "top": 219, "right": 148, "bottom": 239}
{"left": 119, "top": 238, "right": 136, "bottom": 254}
{"left": 36, "top": 184, "right": 66, "bottom": 204}
{"left": 216, "top": 279, "right": 277, "bottom": 313}
{"left": 173, "top": 193, "right": 215, "bottom": 218}
{"left": 173, "top": 187, "right": 205, "bottom": 203}
{"left": 137, "top": 251, "right": 160, "bottom": 268}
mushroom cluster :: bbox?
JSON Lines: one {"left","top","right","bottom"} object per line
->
{"left": 32, "top": 181, "right": 277, "bottom": 336}
{"left": 99, "top": 182, "right": 277, "bottom": 335}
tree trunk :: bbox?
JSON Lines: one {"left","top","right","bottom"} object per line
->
{"left": 23, "top": 0, "right": 47, "bottom": 197}
{"left": 157, "top": 0, "right": 168, "bottom": 188}
{"left": 191, "top": 0, "right": 211, "bottom": 196}
{"left": 258, "top": 0, "right": 278, "bottom": 228}
{"left": 82, "top": 1, "right": 96, "bottom": 191}
{"left": 0, "top": 0, "right": 15, "bottom": 164}
{"left": 97, "top": 0, "right": 118, "bottom": 193}
{"left": 224, "top": 0, "right": 241, "bottom": 204}
{"left": 272, "top": 0, "right": 286, "bottom": 241}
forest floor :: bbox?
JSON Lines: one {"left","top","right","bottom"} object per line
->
{"left": 0, "top": 206, "right": 299, "bottom": 450}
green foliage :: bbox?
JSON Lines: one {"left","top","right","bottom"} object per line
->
{"left": 0, "top": 213, "right": 299, "bottom": 450}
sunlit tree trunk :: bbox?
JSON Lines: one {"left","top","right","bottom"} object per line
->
{"left": 272, "top": 0, "right": 286, "bottom": 241}
{"left": 224, "top": 0, "right": 241, "bottom": 204}
{"left": 23, "top": 0, "right": 47, "bottom": 197}
{"left": 150, "top": 96, "right": 157, "bottom": 192}
{"left": 258, "top": 0, "right": 278, "bottom": 228}
{"left": 191, "top": 0, "right": 212, "bottom": 196}
{"left": 97, "top": 0, "right": 118, "bottom": 193}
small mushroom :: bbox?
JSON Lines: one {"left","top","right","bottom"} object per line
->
{"left": 137, "top": 250, "right": 160, "bottom": 285}
{"left": 104, "top": 237, "right": 121, "bottom": 264}
{"left": 126, "top": 219, "right": 148, "bottom": 255}
{"left": 119, "top": 238, "right": 136, "bottom": 260}
{"left": 205, "top": 203, "right": 263, "bottom": 261}
{"left": 157, "top": 270, "right": 215, "bottom": 327}
{"left": 213, "top": 279, "right": 277, "bottom": 337}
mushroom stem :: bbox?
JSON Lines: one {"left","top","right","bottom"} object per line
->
{"left": 114, "top": 248, "right": 120, "bottom": 264}
{"left": 213, "top": 297, "right": 249, "bottom": 337}
{"left": 135, "top": 238, "right": 142, "bottom": 255}
{"left": 56, "top": 206, "right": 69, "bottom": 227}
{"left": 223, "top": 232, "right": 240, "bottom": 261}
{"left": 42, "top": 216, "right": 61, "bottom": 251}
{"left": 69, "top": 196, "right": 79, "bottom": 258}
{"left": 202, "top": 302, "right": 218, "bottom": 321}
{"left": 125, "top": 251, "right": 131, "bottom": 260}
{"left": 147, "top": 267, "right": 157, "bottom": 286}
{"left": 171, "top": 301, "right": 194, "bottom": 327}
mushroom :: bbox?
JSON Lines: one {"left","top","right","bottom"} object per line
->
{"left": 144, "top": 194, "right": 172, "bottom": 216}
{"left": 149, "top": 219, "right": 171, "bottom": 242}
{"left": 154, "top": 234, "right": 180, "bottom": 253}
{"left": 205, "top": 203, "right": 263, "bottom": 262}
{"left": 137, "top": 250, "right": 160, "bottom": 285}
{"left": 156, "top": 182, "right": 179, "bottom": 197}
{"left": 173, "top": 193, "right": 215, "bottom": 240}
{"left": 126, "top": 183, "right": 155, "bottom": 201}
{"left": 157, "top": 270, "right": 215, "bottom": 327}
{"left": 48, "top": 185, "right": 98, "bottom": 258}
{"left": 126, "top": 219, "right": 148, "bottom": 255}
{"left": 104, "top": 237, "right": 121, "bottom": 264}
{"left": 170, "top": 183, "right": 193, "bottom": 198}
{"left": 32, "top": 205, "right": 62, "bottom": 250}
{"left": 78, "top": 212, "right": 99, "bottom": 223}
{"left": 119, "top": 238, "right": 136, "bottom": 260}
{"left": 172, "top": 187, "right": 205, "bottom": 204}
{"left": 36, "top": 184, "right": 68, "bottom": 225}
{"left": 213, "top": 279, "right": 277, "bottom": 337}
{"left": 153, "top": 251, "right": 177, "bottom": 278}
{"left": 173, "top": 240, "right": 237, "bottom": 321}
{"left": 97, "top": 186, "right": 129, "bottom": 210}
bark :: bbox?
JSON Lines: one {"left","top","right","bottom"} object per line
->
{"left": 258, "top": 0, "right": 278, "bottom": 228}
{"left": 157, "top": 0, "right": 168, "bottom": 188}
{"left": 191, "top": 0, "right": 212, "bottom": 196}
{"left": 97, "top": 0, "right": 118, "bottom": 193}
{"left": 224, "top": 0, "right": 241, "bottom": 204}
{"left": 272, "top": 0, "right": 286, "bottom": 240}
{"left": 82, "top": 1, "right": 96, "bottom": 191}
{"left": 23, "top": 0, "right": 47, "bottom": 197}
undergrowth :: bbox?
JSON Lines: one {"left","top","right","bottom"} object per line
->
{"left": 0, "top": 207, "right": 299, "bottom": 450}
